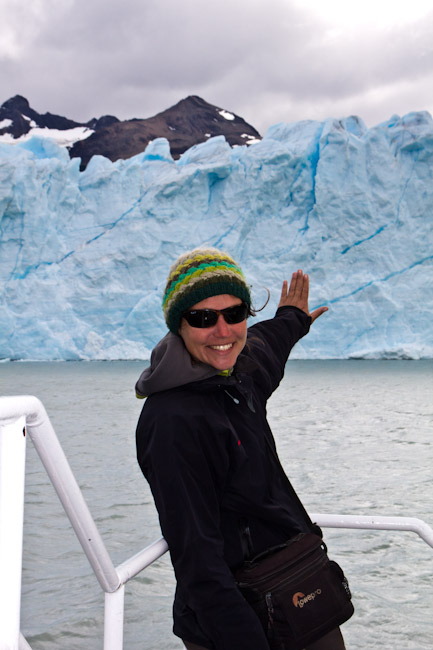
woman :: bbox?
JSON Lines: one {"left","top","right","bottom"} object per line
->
{"left": 136, "top": 247, "right": 347, "bottom": 650}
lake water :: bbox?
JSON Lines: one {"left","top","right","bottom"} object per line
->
{"left": 0, "top": 360, "right": 432, "bottom": 650}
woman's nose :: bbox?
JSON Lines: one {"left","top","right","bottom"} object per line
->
{"left": 213, "top": 314, "right": 230, "bottom": 336}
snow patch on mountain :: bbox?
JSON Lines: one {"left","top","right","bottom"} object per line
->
{"left": 0, "top": 125, "right": 94, "bottom": 147}
{"left": 219, "top": 109, "right": 235, "bottom": 120}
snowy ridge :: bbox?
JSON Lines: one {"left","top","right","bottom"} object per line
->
{"left": 0, "top": 125, "right": 94, "bottom": 147}
{"left": 0, "top": 111, "right": 432, "bottom": 360}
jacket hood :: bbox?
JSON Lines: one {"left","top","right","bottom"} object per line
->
{"left": 135, "top": 332, "right": 219, "bottom": 397}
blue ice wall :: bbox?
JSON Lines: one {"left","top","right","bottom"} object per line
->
{"left": 1, "top": 112, "right": 432, "bottom": 360}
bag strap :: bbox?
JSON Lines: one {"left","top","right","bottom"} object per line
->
{"left": 237, "top": 433, "right": 322, "bottom": 562}
{"left": 263, "top": 433, "right": 321, "bottom": 536}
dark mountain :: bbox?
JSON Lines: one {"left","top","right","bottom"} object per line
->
{"left": 69, "top": 95, "right": 262, "bottom": 169}
{"left": 0, "top": 95, "right": 118, "bottom": 139}
{"left": 0, "top": 95, "right": 261, "bottom": 169}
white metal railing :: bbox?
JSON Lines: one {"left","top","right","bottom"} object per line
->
{"left": 1, "top": 394, "right": 432, "bottom": 650}
{"left": 0, "top": 411, "right": 26, "bottom": 650}
{"left": 311, "top": 512, "right": 433, "bottom": 548}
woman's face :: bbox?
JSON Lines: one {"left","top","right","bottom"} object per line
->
{"left": 179, "top": 294, "right": 248, "bottom": 371}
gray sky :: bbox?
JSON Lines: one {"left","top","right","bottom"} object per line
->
{"left": 1, "top": 0, "right": 433, "bottom": 135}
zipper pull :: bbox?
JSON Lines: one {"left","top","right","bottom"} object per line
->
{"left": 265, "top": 592, "right": 274, "bottom": 626}
{"left": 224, "top": 389, "right": 240, "bottom": 404}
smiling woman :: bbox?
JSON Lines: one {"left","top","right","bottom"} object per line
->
{"left": 133, "top": 246, "right": 346, "bottom": 650}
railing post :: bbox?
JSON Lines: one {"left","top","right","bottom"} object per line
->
{"left": 0, "top": 395, "right": 120, "bottom": 594}
{"left": 0, "top": 415, "right": 27, "bottom": 650}
{"left": 104, "top": 587, "right": 125, "bottom": 650}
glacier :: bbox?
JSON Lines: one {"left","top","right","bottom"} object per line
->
{"left": 0, "top": 111, "right": 432, "bottom": 361}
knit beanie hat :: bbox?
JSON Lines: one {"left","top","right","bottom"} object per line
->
{"left": 162, "top": 247, "right": 251, "bottom": 334}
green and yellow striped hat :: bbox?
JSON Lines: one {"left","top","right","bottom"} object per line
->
{"left": 163, "top": 247, "right": 251, "bottom": 334}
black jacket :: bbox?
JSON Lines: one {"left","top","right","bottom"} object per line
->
{"left": 136, "top": 306, "right": 313, "bottom": 649}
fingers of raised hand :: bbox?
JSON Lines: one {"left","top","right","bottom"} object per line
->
{"left": 289, "top": 269, "right": 308, "bottom": 300}
{"left": 310, "top": 305, "right": 329, "bottom": 323}
{"left": 280, "top": 279, "right": 289, "bottom": 303}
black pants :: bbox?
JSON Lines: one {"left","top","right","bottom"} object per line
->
{"left": 183, "top": 626, "right": 346, "bottom": 650}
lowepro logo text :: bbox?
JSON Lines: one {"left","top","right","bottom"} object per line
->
{"left": 292, "top": 589, "right": 322, "bottom": 608}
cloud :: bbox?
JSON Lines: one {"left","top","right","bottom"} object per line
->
{"left": 1, "top": 0, "right": 432, "bottom": 133}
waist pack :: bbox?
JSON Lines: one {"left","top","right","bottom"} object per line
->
{"left": 234, "top": 532, "right": 354, "bottom": 650}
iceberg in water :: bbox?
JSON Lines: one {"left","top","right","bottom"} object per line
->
{"left": 0, "top": 111, "right": 432, "bottom": 360}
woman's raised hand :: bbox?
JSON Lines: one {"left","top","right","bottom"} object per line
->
{"left": 278, "top": 270, "right": 328, "bottom": 323}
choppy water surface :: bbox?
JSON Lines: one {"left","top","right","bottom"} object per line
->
{"left": 1, "top": 360, "right": 432, "bottom": 649}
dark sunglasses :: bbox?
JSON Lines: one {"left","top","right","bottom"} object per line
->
{"left": 182, "top": 302, "right": 249, "bottom": 328}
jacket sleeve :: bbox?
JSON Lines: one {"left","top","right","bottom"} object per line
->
{"left": 245, "top": 305, "right": 312, "bottom": 399}
{"left": 136, "top": 401, "right": 271, "bottom": 650}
